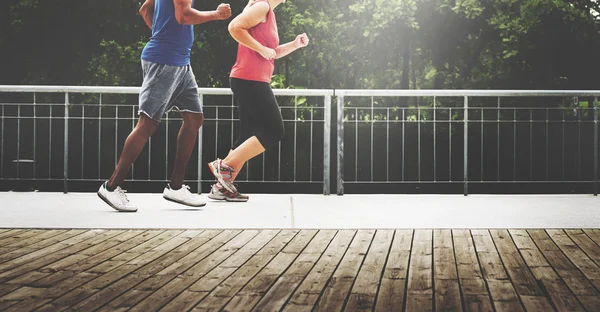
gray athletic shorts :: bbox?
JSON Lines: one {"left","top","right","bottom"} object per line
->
{"left": 139, "top": 60, "right": 203, "bottom": 121}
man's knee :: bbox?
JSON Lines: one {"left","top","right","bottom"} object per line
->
{"left": 183, "top": 113, "right": 204, "bottom": 130}
{"left": 137, "top": 114, "right": 159, "bottom": 137}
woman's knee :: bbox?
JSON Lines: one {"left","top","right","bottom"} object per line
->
{"left": 275, "top": 123, "right": 285, "bottom": 142}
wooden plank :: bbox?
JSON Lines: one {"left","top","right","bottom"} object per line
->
{"left": 124, "top": 230, "right": 270, "bottom": 312}
{"left": 452, "top": 230, "right": 493, "bottom": 312}
{"left": 520, "top": 295, "right": 555, "bottom": 312}
{"left": 0, "top": 230, "right": 159, "bottom": 312}
{"left": 0, "top": 229, "right": 50, "bottom": 247}
{"left": 530, "top": 230, "right": 600, "bottom": 311}
{"left": 0, "top": 284, "right": 20, "bottom": 297}
{"left": 312, "top": 230, "right": 374, "bottom": 312}
{"left": 0, "top": 299, "right": 19, "bottom": 311}
{"left": 251, "top": 230, "right": 337, "bottom": 312}
{"left": 471, "top": 230, "right": 508, "bottom": 280}
{"left": 5, "top": 271, "right": 51, "bottom": 286}
{"left": 509, "top": 230, "right": 584, "bottom": 311}
{"left": 138, "top": 230, "right": 259, "bottom": 312}
{"left": 405, "top": 230, "right": 433, "bottom": 312}
{"left": 191, "top": 230, "right": 301, "bottom": 311}
{"left": 218, "top": 230, "right": 318, "bottom": 312}
{"left": 34, "top": 230, "right": 185, "bottom": 311}
{"left": 104, "top": 230, "right": 265, "bottom": 312}
{"left": 283, "top": 230, "right": 356, "bottom": 312}
{"left": 65, "top": 230, "right": 211, "bottom": 312}
{"left": 433, "top": 229, "right": 462, "bottom": 312}
{"left": 547, "top": 230, "right": 600, "bottom": 287}
{"left": 583, "top": 229, "right": 600, "bottom": 247}
{"left": 345, "top": 230, "right": 393, "bottom": 312}
{"left": 374, "top": 230, "right": 413, "bottom": 312}
{"left": 471, "top": 230, "right": 523, "bottom": 312}
{"left": 26, "top": 230, "right": 161, "bottom": 288}
{"left": 0, "top": 229, "right": 26, "bottom": 242}
{"left": 0, "top": 229, "right": 87, "bottom": 265}
{"left": 4, "top": 230, "right": 148, "bottom": 287}
{"left": 0, "top": 230, "right": 120, "bottom": 283}
{"left": 489, "top": 230, "right": 546, "bottom": 303}
{"left": 4, "top": 299, "right": 52, "bottom": 312}
{"left": 566, "top": 229, "right": 600, "bottom": 266}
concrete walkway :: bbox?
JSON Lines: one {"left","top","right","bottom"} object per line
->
{"left": 0, "top": 192, "right": 598, "bottom": 229}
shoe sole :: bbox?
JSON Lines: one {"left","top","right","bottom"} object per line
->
{"left": 163, "top": 196, "right": 207, "bottom": 207}
{"left": 208, "top": 194, "right": 226, "bottom": 201}
{"left": 207, "top": 162, "right": 237, "bottom": 194}
{"left": 97, "top": 192, "right": 138, "bottom": 212}
{"left": 225, "top": 197, "right": 249, "bottom": 202}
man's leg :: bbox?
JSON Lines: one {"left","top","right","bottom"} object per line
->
{"left": 170, "top": 112, "right": 204, "bottom": 189}
{"left": 107, "top": 114, "right": 159, "bottom": 189}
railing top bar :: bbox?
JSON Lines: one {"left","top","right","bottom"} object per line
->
{"left": 0, "top": 85, "right": 333, "bottom": 96}
{"left": 2, "top": 86, "right": 598, "bottom": 97}
{"left": 335, "top": 89, "right": 600, "bottom": 97}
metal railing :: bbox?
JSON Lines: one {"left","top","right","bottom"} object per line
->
{"left": 0, "top": 86, "right": 333, "bottom": 194}
{"left": 2, "top": 86, "right": 600, "bottom": 196}
{"left": 335, "top": 89, "right": 600, "bottom": 195}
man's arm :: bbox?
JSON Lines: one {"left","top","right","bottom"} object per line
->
{"left": 139, "top": 0, "right": 155, "bottom": 29}
{"left": 173, "top": 0, "right": 231, "bottom": 25}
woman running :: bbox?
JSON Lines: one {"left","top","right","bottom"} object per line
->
{"left": 208, "top": 0, "right": 309, "bottom": 202}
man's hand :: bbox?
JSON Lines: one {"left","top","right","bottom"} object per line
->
{"left": 294, "top": 33, "right": 309, "bottom": 49}
{"left": 215, "top": 3, "right": 232, "bottom": 20}
{"left": 259, "top": 46, "right": 276, "bottom": 60}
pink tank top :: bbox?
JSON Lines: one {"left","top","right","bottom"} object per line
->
{"left": 229, "top": 0, "right": 279, "bottom": 83}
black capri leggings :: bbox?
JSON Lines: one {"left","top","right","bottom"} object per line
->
{"left": 230, "top": 77, "right": 285, "bottom": 150}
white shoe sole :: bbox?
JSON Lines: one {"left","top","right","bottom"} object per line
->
{"left": 97, "top": 192, "right": 138, "bottom": 212}
{"left": 163, "top": 195, "right": 207, "bottom": 207}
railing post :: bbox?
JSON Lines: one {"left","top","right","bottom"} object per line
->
{"left": 197, "top": 94, "right": 203, "bottom": 195}
{"left": 594, "top": 96, "right": 598, "bottom": 196}
{"left": 337, "top": 94, "right": 344, "bottom": 195}
{"left": 63, "top": 92, "right": 69, "bottom": 194}
{"left": 464, "top": 96, "right": 469, "bottom": 196}
{"left": 323, "top": 94, "right": 331, "bottom": 195}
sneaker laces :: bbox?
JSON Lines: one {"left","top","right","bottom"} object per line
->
{"left": 115, "top": 187, "right": 130, "bottom": 204}
{"left": 180, "top": 184, "right": 194, "bottom": 198}
{"left": 219, "top": 160, "right": 235, "bottom": 179}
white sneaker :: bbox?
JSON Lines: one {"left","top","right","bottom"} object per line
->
{"left": 97, "top": 182, "right": 138, "bottom": 212}
{"left": 163, "top": 184, "right": 206, "bottom": 207}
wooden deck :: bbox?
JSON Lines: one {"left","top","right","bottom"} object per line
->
{"left": 0, "top": 229, "right": 599, "bottom": 311}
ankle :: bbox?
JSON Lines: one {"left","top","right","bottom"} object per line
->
{"left": 221, "top": 159, "right": 236, "bottom": 171}
{"left": 170, "top": 183, "right": 182, "bottom": 190}
{"left": 106, "top": 181, "right": 117, "bottom": 192}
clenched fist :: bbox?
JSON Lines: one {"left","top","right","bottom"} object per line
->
{"left": 215, "top": 3, "right": 231, "bottom": 20}
{"left": 294, "top": 33, "right": 309, "bottom": 48}
{"left": 260, "top": 46, "right": 276, "bottom": 60}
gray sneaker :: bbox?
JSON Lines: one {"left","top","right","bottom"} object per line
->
{"left": 208, "top": 183, "right": 249, "bottom": 202}
{"left": 208, "top": 159, "right": 237, "bottom": 194}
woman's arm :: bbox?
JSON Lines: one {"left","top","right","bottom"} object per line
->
{"left": 228, "top": 2, "right": 276, "bottom": 60}
{"left": 275, "top": 33, "right": 309, "bottom": 59}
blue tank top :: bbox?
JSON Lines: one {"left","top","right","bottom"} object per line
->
{"left": 141, "top": 0, "right": 194, "bottom": 66}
